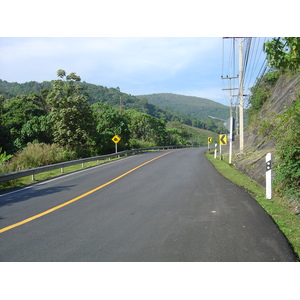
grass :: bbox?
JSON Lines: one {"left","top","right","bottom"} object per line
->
{"left": 205, "top": 150, "right": 300, "bottom": 261}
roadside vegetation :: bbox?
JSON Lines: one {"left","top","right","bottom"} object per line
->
{"left": 248, "top": 37, "right": 300, "bottom": 203}
{"left": 0, "top": 69, "right": 218, "bottom": 185}
{"left": 205, "top": 151, "right": 300, "bottom": 261}
{"left": 205, "top": 37, "right": 300, "bottom": 260}
{"left": 0, "top": 146, "right": 121, "bottom": 193}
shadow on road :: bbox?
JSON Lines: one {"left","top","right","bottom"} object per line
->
{"left": 0, "top": 185, "right": 76, "bottom": 208}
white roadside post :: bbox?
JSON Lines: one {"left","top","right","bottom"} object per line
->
{"left": 266, "top": 153, "right": 272, "bottom": 199}
{"left": 229, "top": 117, "right": 233, "bottom": 164}
{"left": 214, "top": 143, "right": 217, "bottom": 159}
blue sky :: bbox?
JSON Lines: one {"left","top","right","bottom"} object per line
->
{"left": 0, "top": 2, "right": 293, "bottom": 107}
{"left": 0, "top": 37, "right": 269, "bottom": 106}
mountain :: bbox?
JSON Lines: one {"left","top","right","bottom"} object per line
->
{"left": 137, "top": 93, "right": 230, "bottom": 121}
{"left": 0, "top": 79, "right": 177, "bottom": 121}
{"left": 0, "top": 80, "right": 227, "bottom": 133}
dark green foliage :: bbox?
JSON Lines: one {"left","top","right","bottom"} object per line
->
{"left": 274, "top": 98, "right": 300, "bottom": 199}
{"left": 0, "top": 80, "right": 226, "bottom": 132}
{"left": 247, "top": 70, "right": 280, "bottom": 122}
{"left": 247, "top": 64, "right": 300, "bottom": 200}
{"left": 0, "top": 79, "right": 51, "bottom": 98}
{"left": 46, "top": 72, "right": 96, "bottom": 156}
{"left": 165, "top": 122, "right": 191, "bottom": 145}
{"left": 19, "top": 115, "right": 53, "bottom": 146}
{"left": 264, "top": 37, "right": 300, "bottom": 71}
{"left": 247, "top": 37, "right": 300, "bottom": 201}
{"left": 123, "top": 109, "right": 167, "bottom": 146}
{"left": 92, "top": 102, "right": 130, "bottom": 153}
{"left": 1, "top": 93, "right": 48, "bottom": 153}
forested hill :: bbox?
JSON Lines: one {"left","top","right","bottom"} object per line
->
{"left": 0, "top": 79, "right": 227, "bottom": 130}
{"left": 138, "top": 93, "right": 229, "bottom": 121}
{"left": 0, "top": 74, "right": 224, "bottom": 160}
{"left": 0, "top": 79, "right": 169, "bottom": 120}
{"left": 0, "top": 80, "right": 192, "bottom": 123}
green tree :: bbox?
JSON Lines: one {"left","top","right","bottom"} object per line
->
{"left": 264, "top": 37, "right": 300, "bottom": 71}
{"left": 205, "top": 119, "right": 218, "bottom": 132}
{"left": 1, "top": 93, "right": 47, "bottom": 152}
{"left": 92, "top": 102, "right": 130, "bottom": 153}
{"left": 46, "top": 70, "right": 95, "bottom": 156}
{"left": 123, "top": 109, "right": 167, "bottom": 146}
{"left": 19, "top": 115, "right": 53, "bottom": 146}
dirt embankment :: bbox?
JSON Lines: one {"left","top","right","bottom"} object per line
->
{"left": 222, "top": 74, "right": 300, "bottom": 188}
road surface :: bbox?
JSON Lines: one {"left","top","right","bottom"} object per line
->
{"left": 0, "top": 148, "right": 296, "bottom": 261}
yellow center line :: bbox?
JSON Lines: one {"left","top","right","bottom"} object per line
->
{"left": 0, "top": 150, "right": 176, "bottom": 234}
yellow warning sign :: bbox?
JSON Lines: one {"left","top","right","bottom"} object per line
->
{"left": 112, "top": 135, "right": 121, "bottom": 144}
{"left": 219, "top": 134, "right": 227, "bottom": 145}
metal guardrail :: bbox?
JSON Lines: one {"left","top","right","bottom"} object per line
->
{"left": 0, "top": 145, "right": 190, "bottom": 183}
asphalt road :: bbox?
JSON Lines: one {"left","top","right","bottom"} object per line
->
{"left": 0, "top": 148, "right": 296, "bottom": 261}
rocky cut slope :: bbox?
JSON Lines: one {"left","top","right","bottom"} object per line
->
{"left": 223, "top": 73, "right": 300, "bottom": 188}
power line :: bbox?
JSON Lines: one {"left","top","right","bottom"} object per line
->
{"left": 221, "top": 37, "right": 272, "bottom": 153}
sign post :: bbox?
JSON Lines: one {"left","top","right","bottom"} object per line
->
{"left": 266, "top": 153, "right": 272, "bottom": 199}
{"left": 219, "top": 134, "right": 227, "bottom": 160}
{"left": 208, "top": 137, "right": 212, "bottom": 151}
{"left": 112, "top": 135, "right": 121, "bottom": 153}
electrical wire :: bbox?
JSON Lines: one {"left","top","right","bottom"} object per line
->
{"left": 221, "top": 37, "right": 272, "bottom": 108}
{"left": 222, "top": 37, "right": 271, "bottom": 109}
{"left": 221, "top": 37, "right": 236, "bottom": 107}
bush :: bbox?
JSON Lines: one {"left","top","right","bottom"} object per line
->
{"left": 247, "top": 70, "right": 281, "bottom": 122}
{"left": 274, "top": 98, "right": 300, "bottom": 200}
{"left": 7, "top": 142, "right": 72, "bottom": 172}
{"left": 129, "top": 139, "right": 155, "bottom": 149}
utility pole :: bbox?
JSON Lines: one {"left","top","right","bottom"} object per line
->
{"left": 222, "top": 76, "right": 238, "bottom": 164}
{"left": 239, "top": 38, "right": 244, "bottom": 154}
